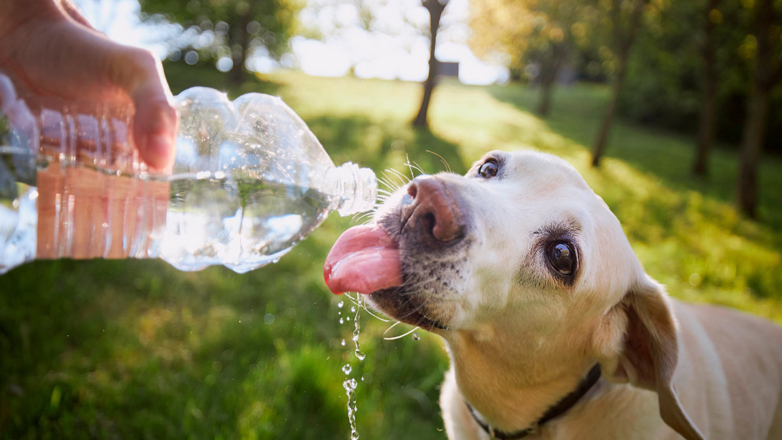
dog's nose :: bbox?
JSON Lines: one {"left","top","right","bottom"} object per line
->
{"left": 403, "top": 176, "right": 464, "bottom": 242}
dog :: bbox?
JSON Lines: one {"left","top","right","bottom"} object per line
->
{"left": 324, "top": 150, "right": 782, "bottom": 440}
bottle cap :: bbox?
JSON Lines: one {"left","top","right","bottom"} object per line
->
{"left": 331, "top": 162, "right": 377, "bottom": 216}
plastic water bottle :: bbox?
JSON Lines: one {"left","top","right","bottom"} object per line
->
{"left": 0, "top": 73, "right": 376, "bottom": 274}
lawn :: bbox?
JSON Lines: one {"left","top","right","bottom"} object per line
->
{"left": 1, "top": 66, "right": 780, "bottom": 439}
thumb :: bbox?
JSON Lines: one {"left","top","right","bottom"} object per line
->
{"left": 110, "top": 48, "right": 178, "bottom": 171}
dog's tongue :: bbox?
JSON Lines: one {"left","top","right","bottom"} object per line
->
{"left": 324, "top": 225, "right": 402, "bottom": 295}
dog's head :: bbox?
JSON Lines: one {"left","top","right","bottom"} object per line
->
{"left": 325, "top": 150, "right": 703, "bottom": 440}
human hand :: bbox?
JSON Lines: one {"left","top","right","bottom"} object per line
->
{"left": 0, "top": 0, "right": 177, "bottom": 170}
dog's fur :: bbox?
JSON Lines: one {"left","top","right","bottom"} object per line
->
{"left": 366, "top": 150, "right": 782, "bottom": 440}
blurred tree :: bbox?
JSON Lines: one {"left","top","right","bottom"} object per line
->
{"left": 736, "top": 0, "right": 782, "bottom": 218}
{"left": 301, "top": 0, "right": 378, "bottom": 39}
{"left": 469, "top": 0, "right": 531, "bottom": 79}
{"left": 591, "top": 0, "right": 651, "bottom": 167}
{"left": 469, "top": 0, "right": 595, "bottom": 116}
{"left": 616, "top": 0, "right": 782, "bottom": 149}
{"left": 138, "top": 0, "right": 301, "bottom": 85}
{"left": 692, "top": 0, "right": 722, "bottom": 177}
{"left": 413, "top": 0, "right": 449, "bottom": 129}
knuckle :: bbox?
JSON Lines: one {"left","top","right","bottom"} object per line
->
{"left": 126, "top": 48, "right": 160, "bottom": 73}
{"left": 110, "top": 47, "right": 168, "bottom": 98}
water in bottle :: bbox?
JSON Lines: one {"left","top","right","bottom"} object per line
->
{"left": 0, "top": 73, "right": 377, "bottom": 274}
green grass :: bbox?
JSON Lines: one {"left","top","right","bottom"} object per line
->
{"left": 1, "top": 66, "right": 781, "bottom": 439}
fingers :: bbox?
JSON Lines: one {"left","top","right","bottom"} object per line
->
{"left": 1, "top": 6, "right": 179, "bottom": 171}
{"left": 110, "top": 48, "right": 178, "bottom": 171}
{"left": 132, "top": 82, "right": 178, "bottom": 171}
{"left": 58, "top": 0, "right": 96, "bottom": 30}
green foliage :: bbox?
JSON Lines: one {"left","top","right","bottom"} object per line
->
{"left": 618, "top": 0, "right": 782, "bottom": 151}
{"left": 469, "top": 0, "right": 598, "bottom": 80}
{"left": 1, "top": 69, "right": 781, "bottom": 439}
{"left": 139, "top": 0, "right": 302, "bottom": 68}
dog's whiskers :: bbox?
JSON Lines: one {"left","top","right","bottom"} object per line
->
{"left": 353, "top": 211, "right": 375, "bottom": 224}
{"left": 377, "top": 176, "right": 397, "bottom": 190}
{"left": 405, "top": 159, "right": 427, "bottom": 177}
{"left": 426, "top": 150, "right": 452, "bottom": 173}
{"left": 383, "top": 320, "right": 402, "bottom": 335}
{"left": 377, "top": 175, "right": 400, "bottom": 194}
{"left": 383, "top": 325, "right": 421, "bottom": 341}
{"left": 393, "top": 286, "right": 437, "bottom": 322}
{"left": 380, "top": 171, "right": 403, "bottom": 190}
{"left": 386, "top": 168, "right": 411, "bottom": 187}
{"left": 362, "top": 304, "right": 392, "bottom": 322}
{"left": 405, "top": 155, "right": 417, "bottom": 180}
{"left": 342, "top": 292, "right": 393, "bottom": 324}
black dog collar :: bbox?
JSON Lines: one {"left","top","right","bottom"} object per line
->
{"left": 465, "top": 364, "right": 602, "bottom": 439}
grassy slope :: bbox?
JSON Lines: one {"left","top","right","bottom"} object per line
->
{"left": 1, "top": 66, "right": 780, "bottom": 439}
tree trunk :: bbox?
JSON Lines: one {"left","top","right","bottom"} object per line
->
{"left": 413, "top": 0, "right": 447, "bottom": 128}
{"left": 537, "top": 75, "right": 555, "bottom": 117}
{"left": 590, "top": 0, "right": 648, "bottom": 167}
{"left": 692, "top": 72, "right": 718, "bottom": 176}
{"left": 228, "top": 13, "right": 253, "bottom": 87}
{"left": 735, "top": 0, "right": 780, "bottom": 218}
{"left": 692, "top": 0, "right": 720, "bottom": 177}
{"left": 591, "top": 63, "right": 627, "bottom": 167}
{"left": 229, "top": 53, "right": 246, "bottom": 86}
{"left": 536, "top": 44, "right": 567, "bottom": 117}
{"left": 736, "top": 88, "right": 770, "bottom": 218}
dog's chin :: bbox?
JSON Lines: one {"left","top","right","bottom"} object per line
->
{"left": 368, "top": 288, "right": 450, "bottom": 332}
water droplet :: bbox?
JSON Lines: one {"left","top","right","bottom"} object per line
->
{"left": 412, "top": 333, "right": 420, "bottom": 341}
{"left": 342, "top": 295, "right": 364, "bottom": 440}
{"left": 341, "top": 339, "right": 346, "bottom": 346}
{"left": 361, "top": 376, "right": 365, "bottom": 381}
{"left": 338, "top": 311, "right": 341, "bottom": 315}
{"left": 339, "top": 318, "right": 344, "bottom": 324}
{"left": 342, "top": 378, "right": 357, "bottom": 390}
{"left": 337, "top": 301, "right": 344, "bottom": 308}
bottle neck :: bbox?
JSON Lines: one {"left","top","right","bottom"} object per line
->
{"left": 326, "top": 162, "right": 377, "bottom": 216}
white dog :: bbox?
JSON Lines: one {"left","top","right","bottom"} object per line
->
{"left": 324, "top": 150, "right": 782, "bottom": 440}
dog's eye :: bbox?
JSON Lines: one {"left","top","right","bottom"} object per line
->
{"left": 478, "top": 160, "right": 499, "bottom": 179}
{"left": 547, "top": 242, "right": 576, "bottom": 276}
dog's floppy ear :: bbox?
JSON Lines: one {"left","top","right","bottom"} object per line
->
{"left": 611, "top": 276, "right": 705, "bottom": 440}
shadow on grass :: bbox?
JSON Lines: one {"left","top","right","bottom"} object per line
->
{"left": 306, "top": 115, "right": 465, "bottom": 178}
